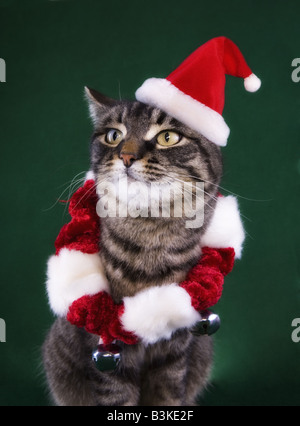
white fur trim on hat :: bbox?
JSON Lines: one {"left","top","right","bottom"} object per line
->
{"left": 46, "top": 248, "right": 109, "bottom": 316}
{"left": 121, "top": 284, "right": 201, "bottom": 345}
{"left": 135, "top": 78, "right": 230, "bottom": 147}
{"left": 201, "top": 195, "right": 245, "bottom": 259}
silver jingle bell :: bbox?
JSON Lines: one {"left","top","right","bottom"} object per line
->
{"left": 92, "top": 343, "right": 122, "bottom": 372}
{"left": 191, "top": 310, "right": 221, "bottom": 336}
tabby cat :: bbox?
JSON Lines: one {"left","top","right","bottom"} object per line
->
{"left": 42, "top": 88, "right": 223, "bottom": 406}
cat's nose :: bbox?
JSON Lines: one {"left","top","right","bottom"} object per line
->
{"left": 120, "top": 153, "right": 137, "bottom": 168}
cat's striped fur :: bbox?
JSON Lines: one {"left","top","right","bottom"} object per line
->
{"left": 43, "top": 90, "right": 223, "bottom": 406}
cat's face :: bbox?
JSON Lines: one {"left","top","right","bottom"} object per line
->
{"left": 86, "top": 87, "right": 223, "bottom": 223}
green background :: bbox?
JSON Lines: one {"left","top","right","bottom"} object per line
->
{"left": 0, "top": 0, "right": 299, "bottom": 406}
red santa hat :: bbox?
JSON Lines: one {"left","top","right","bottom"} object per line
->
{"left": 135, "top": 36, "right": 261, "bottom": 147}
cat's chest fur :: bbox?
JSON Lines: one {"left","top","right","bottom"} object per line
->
{"left": 99, "top": 216, "right": 204, "bottom": 303}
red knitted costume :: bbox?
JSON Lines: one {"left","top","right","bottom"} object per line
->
{"left": 53, "top": 179, "right": 235, "bottom": 345}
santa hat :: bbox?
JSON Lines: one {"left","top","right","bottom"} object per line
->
{"left": 135, "top": 36, "right": 261, "bottom": 147}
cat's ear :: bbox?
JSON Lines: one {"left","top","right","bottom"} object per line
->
{"left": 84, "top": 86, "right": 117, "bottom": 123}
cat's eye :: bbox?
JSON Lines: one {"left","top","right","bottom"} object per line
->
{"left": 157, "top": 131, "right": 181, "bottom": 147}
{"left": 106, "top": 129, "right": 123, "bottom": 145}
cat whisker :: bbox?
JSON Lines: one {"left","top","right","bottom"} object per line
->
{"left": 166, "top": 175, "right": 253, "bottom": 235}
{"left": 56, "top": 171, "right": 87, "bottom": 190}
{"left": 165, "top": 175, "right": 219, "bottom": 205}
{"left": 176, "top": 172, "right": 272, "bottom": 203}
{"left": 173, "top": 173, "right": 255, "bottom": 223}
{"left": 70, "top": 180, "right": 98, "bottom": 212}
{"left": 164, "top": 178, "right": 216, "bottom": 213}
{"left": 43, "top": 171, "right": 87, "bottom": 212}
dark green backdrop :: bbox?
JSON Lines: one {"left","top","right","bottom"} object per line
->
{"left": 0, "top": 0, "right": 299, "bottom": 406}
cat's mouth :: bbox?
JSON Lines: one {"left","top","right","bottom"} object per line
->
{"left": 122, "top": 165, "right": 158, "bottom": 185}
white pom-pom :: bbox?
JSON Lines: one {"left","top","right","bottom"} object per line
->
{"left": 244, "top": 73, "right": 261, "bottom": 92}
